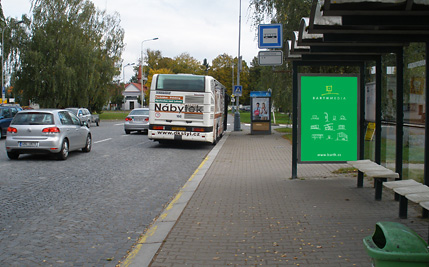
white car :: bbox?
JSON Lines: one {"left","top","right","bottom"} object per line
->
{"left": 124, "top": 108, "right": 149, "bottom": 134}
{"left": 5, "top": 109, "right": 92, "bottom": 160}
{"left": 66, "top": 107, "right": 100, "bottom": 127}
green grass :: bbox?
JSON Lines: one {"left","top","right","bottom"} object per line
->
{"left": 365, "top": 138, "right": 425, "bottom": 164}
{"left": 274, "top": 127, "right": 292, "bottom": 133}
{"left": 332, "top": 167, "right": 358, "bottom": 174}
{"left": 274, "top": 127, "right": 292, "bottom": 142}
{"left": 101, "top": 110, "right": 293, "bottom": 124}
{"left": 403, "top": 168, "right": 424, "bottom": 183}
{"left": 230, "top": 111, "right": 292, "bottom": 125}
{"left": 99, "top": 111, "right": 129, "bottom": 120}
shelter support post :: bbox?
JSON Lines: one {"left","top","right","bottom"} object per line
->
{"left": 424, "top": 42, "right": 429, "bottom": 218}
{"left": 425, "top": 41, "right": 429, "bottom": 188}
{"left": 358, "top": 62, "right": 365, "bottom": 187}
{"left": 395, "top": 48, "right": 404, "bottom": 180}
{"left": 395, "top": 48, "right": 405, "bottom": 204}
{"left": 375, "top": 57, "right": 382, "bottom": 164}
{"left": 292, "top": 62, "right": 298, "bottom": 179}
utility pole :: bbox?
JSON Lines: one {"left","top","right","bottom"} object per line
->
{"left": 234, "top": 0, "right": 242, "bottom": 131}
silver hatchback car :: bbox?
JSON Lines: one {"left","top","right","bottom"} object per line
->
{"left": 5, "top": 109, "right": 92, "bottom": 160}
{"left": 124, "top": 108, "right": 149, "bottom": 134}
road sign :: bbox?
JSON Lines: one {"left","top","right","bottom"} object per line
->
{"left": 233, "top": 85, "right": 242, "bottom": 97}
{"left": 258, "top": 51, "right": 283, "bottom": 66}
{"left": 258, "top": 24, "right": 283, "bottom": 49}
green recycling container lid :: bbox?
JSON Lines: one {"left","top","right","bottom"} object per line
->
{"left": 363, "top": 221, "right": 429, "bottom": 262}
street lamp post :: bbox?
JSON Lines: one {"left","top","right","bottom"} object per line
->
{"left": 122, "top": 62, "right": 135, "bottom": 110}
{"left": 123, "top": 62, "right": 135, "bottom": 83}
{"left": 140, "top": 37, "right": 158, "bottom": 107}
{"left": 1, "top": 20, "right": 24, "bottom": 104}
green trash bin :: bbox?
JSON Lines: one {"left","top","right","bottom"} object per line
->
{"left": 363, "top": 221, "right": 429, "bottom": 267}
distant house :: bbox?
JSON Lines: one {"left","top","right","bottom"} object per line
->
{"left": 121, "top": 65, "right": 148, "bottom": 110}
{"left": 122, "top": 83, "right": 147, "bottom": 110}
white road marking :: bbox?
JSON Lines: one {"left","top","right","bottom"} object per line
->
{"left": 94, "top": 138, "right": 112, "bottom": 144}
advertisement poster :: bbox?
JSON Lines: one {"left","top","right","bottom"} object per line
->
{"left": 299, "top": 75, "right": 358, "bottom": 162}
{"left": 252, "top": 97, "right": 270, "bottom": 121}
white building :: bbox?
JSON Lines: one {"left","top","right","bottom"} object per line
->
{"left": 122, "top": 83, "right": 147, "bottom": 110}
{"left": 121, "top": 67, "right": 148, "bottom": 110}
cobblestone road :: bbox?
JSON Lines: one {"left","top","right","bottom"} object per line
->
{"left": 0, "top": 121, "right": 212, "bottom": 266}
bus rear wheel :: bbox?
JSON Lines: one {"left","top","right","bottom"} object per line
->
{"left": 212, "top": 126, "right": 219, "bottom": 145}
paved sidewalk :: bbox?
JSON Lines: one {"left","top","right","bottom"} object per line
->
{"left": 123, "top": 126, "right": 428, "bottom": 266}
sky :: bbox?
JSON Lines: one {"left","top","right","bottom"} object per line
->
{"left": 3, "top": 0, "right": 262, "bottom": 83}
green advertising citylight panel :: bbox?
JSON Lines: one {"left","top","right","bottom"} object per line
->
{"left": 299, "top": 75, "right": 358, "bottom": 162}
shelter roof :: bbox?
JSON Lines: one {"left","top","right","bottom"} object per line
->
{"left": 285, "top": 0, "right": 429, "bottom": 61}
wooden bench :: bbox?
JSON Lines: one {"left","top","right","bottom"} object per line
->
{"left": 383, "top": 179, "right": 429, "bottom": 219}
{"left": 347, "top": 160, "right": 400, "bottom": 201}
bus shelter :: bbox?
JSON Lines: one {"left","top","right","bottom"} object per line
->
{"left": 250, "top": 91, "right": 271, "bottom": 135}
{"left": 286, "top": 0, "right": 429, "bottom": 191}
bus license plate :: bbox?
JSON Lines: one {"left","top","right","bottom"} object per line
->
{"left": 172, "top": 127, "right": 186, "bottom": 131}
{"left": 19, "top": 141, "right": 39, "bottom": 147}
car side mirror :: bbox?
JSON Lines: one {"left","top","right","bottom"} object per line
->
{"left": 81, "top": 120, "right": 88, "bottom": 127}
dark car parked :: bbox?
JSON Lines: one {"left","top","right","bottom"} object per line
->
{"left": 0, "top": 105, "right": 22, "bottom": 139}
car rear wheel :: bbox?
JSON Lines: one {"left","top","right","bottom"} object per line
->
{"left": 82, "top": 134, "right": 92, "bottom": 152}
{"left": 57, "top": 139, "right": 69, "bottom": 160}
{"left": 7, "top": 152, "right": 19, "bottom": 160}
{"left": 0, "top": 128, "right": 3, "bottom": 139}
{"left": 125, "top": 130, "right": 130, "bottom": 134}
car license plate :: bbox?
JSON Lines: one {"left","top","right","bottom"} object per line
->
{"left": 172, "top": 127, "right": 186, "bottom": 131}
{"left": 19, "top": 141, "right": 39, "bottom": 148}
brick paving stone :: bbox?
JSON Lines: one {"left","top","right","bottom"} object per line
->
{"left": 143, "top": 127, "right": 429, "bottom": 266}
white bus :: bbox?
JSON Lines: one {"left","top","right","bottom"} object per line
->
{"left": 148, "top": 74, "right": 228, "bottom": 144}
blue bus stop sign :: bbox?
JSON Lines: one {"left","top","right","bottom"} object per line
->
{"left": 258, "top": 24, "right": 283, "bottom": 49}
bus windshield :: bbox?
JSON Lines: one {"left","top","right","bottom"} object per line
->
{"left": 156, "top": 74, "right": 205, "bottom": 92}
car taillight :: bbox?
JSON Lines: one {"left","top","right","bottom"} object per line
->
{"left": 145, "top": 117, "right": 149, "bottom": 122}
{"left": 125, "top": 117, "right": 132, "bottom": 121}
{"left": 42, "top": 127, "right": 60, "bottom": 133}
{"left": 192, "top": 128, "right": 205, "bottom": 132}
{"left": 153, "top": 126, "right": 164, "bottom": 130}
{"left": 7, "top": 127, "right": 17, "bottom": 133}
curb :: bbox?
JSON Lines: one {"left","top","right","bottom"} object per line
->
{"left": 119, "top": 132, "right": 230, "bottom": 267}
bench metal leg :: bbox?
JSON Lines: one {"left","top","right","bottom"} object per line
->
{"left": 399, "top": 195, "right": 408, "bottom": 219}
{"left": 374, "top": 178, "right": 387, "bottom": 201}
{"left": 394, "top": 178, "right": 401, "bottom": 201}
{"left": 395, "top": 192, "right": 400, "bottom": 201}
{"left": 357, "top": 171, "right": 364, "bottom": 188}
